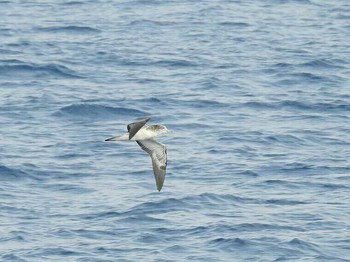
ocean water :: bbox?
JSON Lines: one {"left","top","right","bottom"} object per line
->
{"left": 1, "top": 0, "right": 350, "bottom": 261}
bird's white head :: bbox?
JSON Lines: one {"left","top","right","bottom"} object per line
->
{"left": 151, "top": 124, "right": 171, "bottom": 135}
{"left": 164, "top": 126, "right": 171, "bottom": 134}
{"left": 160, "top": 125, "right": 171, "bottom": 134}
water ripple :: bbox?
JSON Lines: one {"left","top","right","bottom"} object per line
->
{"left": 54, "top": 104, "right": 148, "bottom": 121}
{"left": 0, "top": 60, "right": 82, "bottom": 79}
{"left": 37, "top": 25, "right": 101, "bottom": 34}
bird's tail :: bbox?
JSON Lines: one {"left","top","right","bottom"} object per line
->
{"left": 105, "top": 133, "right": 129, "bottom": 141}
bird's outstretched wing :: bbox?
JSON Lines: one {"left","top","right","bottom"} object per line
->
{"left": 136, "top": 139, "right": 167, "bottom": 191}
{"left": 127, "top": 117, "right": 150, "bottom": 140}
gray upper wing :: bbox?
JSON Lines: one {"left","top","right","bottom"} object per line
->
{"left": 127, "top": 117, "right": 150, "bottom": 140}
{"left": 136, "top": 139, "right": 167, "bottom": 191}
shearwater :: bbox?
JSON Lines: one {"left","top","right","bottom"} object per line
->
{"left": 105, "top": 118, "right": 170, "bottom": 191}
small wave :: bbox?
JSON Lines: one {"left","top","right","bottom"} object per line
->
{"left": 0, "top": 164, "right": 27, "bottom": 180}
{"left": 264, "top": 134, "right": 306, "bottom": 146}
{"left": 321, "top": 183, "right": 349, "bottom": 190}
{"left": 265, "top": 199, "right": 307, "bottom": 205}
{"left": 31, "top": 247, "right": 83, "bottom": 257}
{"left": 285, "top": 238, "right": 350, "bottom": 260}
{"left": 266, "top": 62, "right": 296, "bottom": 74}
{"left": 280, "top": 100, "right": 350, "bottom": 111}
{"left": 189, "top": 222, "right": 303, "bottom": 236}
{"left": 54, "top": 104, "right": 147, "bottom": 121}
{"left": 274, "top": 62, "right": 295, "bottom": 69}
{"left": 280, "top": 72, "right": 341, "bottom": 85}
{"left": 243, "top": 100, "right": 350, "bottom": 112}
{"left": 175, "top": 99, "right": 229, "bottom": 109}
{"left": 0, "top": 164, "right": 49, "bottom": 181}
{"left": 278, "top": 163, "right": 315, "bottom": 174}
{"left": 114, "top": 57, "right": 197, "bottom": 68}
{"left": 125, "top": 198, "right": 188, "bottom": 215}
{"left": 292, "top": 72, "right": 327, "bottom": 81}
{"left": 153, "top": 59, "right": 198, "bottom": 68}
{"left": 239, "top": 223, "right": 304, "bottom": 232}
{"left": 270, "top": 0, "right": 313, "bottom": 4}
{"left": 197, "top": 77, "right": 225, "bottom": 90}
{"left": 312, "top": 102, "right": 350, "bottom": 111}
{"left": 218, "top": 22, "right": 251, "bottom": 27}
{"left": 119, "top": 214, "right": 165, "bottom": 224}
{"left": 0, "top": 28, "right": 12, "bottom": 36}
{"left": 209, "top": 237, "right": 249, "bottom": 250}
{"left": 46, "top": 183, "right": 94, "bottom": 194}
{"left": 275, "top": 72, "right": 340, "bottom": 86}
{"left": 286, "top": 238, "right": 322, "bottom": 252}
{"left": 135, "top": 77, "right": 164, "bottom": 84}
{"left": 1, "top": 254, "right": 26, "bottom": 262}
{"left": 71, "top": 228, "right": 118, "bottom": 239}
{"left": 37, "top": 25, "right": 101, "bottom": 34}
{"left": 60, "top": 1, "right": 84, "bottom": 5}
{"left": 0, "top": 60, "right": 82, "bottom": 79}
{"left": 300, "top": 58, "right": 346, "bottom": 69}
{"left": 128, "top": 193, "right": 257, "bottom": 215}
{"left": 281, "top": 100, "right": 315, "bottom": 110}
{"left": 164, "top": 244, "right": 188, "bottom": 253}
{"left": 192, "top": 192, "right": 247, "bottom": 204}
{"left": 80, "top": 211, "right": 121, "bottom": 220}
{"left": 0, "top": 58, "right": 29, "bottom": 64}
{"left": 127, "top": 19, "right": 173, "bottom": 27}
{"left": 264, "top": 179, "right": 301, "bottom": 187}
{"left": 0, "top": 48, "right": 20, "bottom": 55}
{"left": 135, "top": 97, "right": 166, "bottom": 105}
{"left": 241, "top": 170, "right": 259, "bottom": 177}
{"left": 188, "top": 193, "right": 306, "bottom": 206}
{"left": 243, "top": 101, "right": 276, "bottom": 110}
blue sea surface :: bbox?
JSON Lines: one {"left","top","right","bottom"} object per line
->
{"left": 1, "top": 0, "right": 350, "bottom": 261}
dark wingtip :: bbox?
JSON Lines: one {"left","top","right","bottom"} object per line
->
{"left": 128, "top": 117, "right": 150, "bottom": 140}
{"left": 142, "top": 117, "right": 151, "bottom": 124}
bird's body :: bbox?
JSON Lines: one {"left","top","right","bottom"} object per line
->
{"left": 105, "top": 118, "right": 170, "bottom": 191}
{"left": 109, "top": 125, "right": 165, "bottom": 141}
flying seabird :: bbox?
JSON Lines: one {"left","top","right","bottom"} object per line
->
{"left": 105, "top": 118, "right": 170, "bottom": 191}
